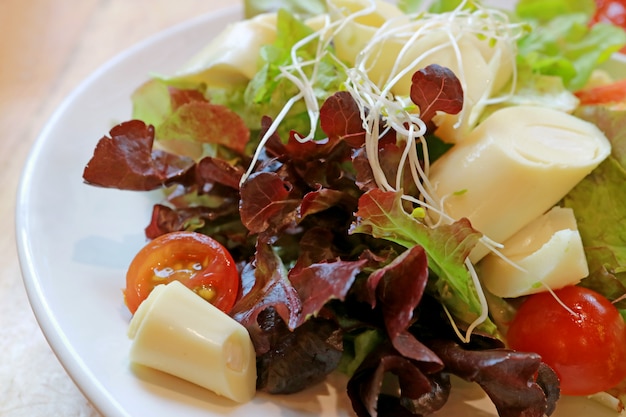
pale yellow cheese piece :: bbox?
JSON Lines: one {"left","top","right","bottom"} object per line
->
{"left": 479, "top": 206, "right": 589, "bottom": 298}
{"left": 127, "top": 281, "right": 256, "bottom": 403}
{"left": 428, "top": 105, "right": 611, "bottom": 262}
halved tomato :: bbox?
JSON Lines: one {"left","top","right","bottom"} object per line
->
{"left": 124, "top": 231, "right": 239, "bottom": 314}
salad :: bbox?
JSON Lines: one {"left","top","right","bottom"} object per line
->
{"left": 82, "top": 0, "right": 626, "bottom": 416}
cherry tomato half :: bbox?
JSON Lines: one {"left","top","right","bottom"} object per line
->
{"left": 507, "top": 286, "right": 626, "bottom": 396}
{"left": 124, "top": 231, "right": 240, "bottom": 315}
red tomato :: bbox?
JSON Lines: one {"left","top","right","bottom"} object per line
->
{"left": 593, "top": 0, "right": 626, "bottom": 28}
{"left": 507, "top": 286, "right": 626, "bottom": 396}
{"left": 575, "top": 79, "right": 626, "bottom": 106}
{"left": 593, "top": 0, "right": 626, "bottom": 52}
{"left": 124, "top": 231, "right": 239, "bottom": 314}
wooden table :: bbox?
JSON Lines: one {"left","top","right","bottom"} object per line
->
{"left": 1, "top": 0, "right": 234, "bottom": 414}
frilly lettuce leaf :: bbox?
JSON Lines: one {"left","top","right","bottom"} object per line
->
{"left": 515, "top": 0, "right": 596, "bottom": 19}
{"left": 562, "top": 107, "right": 626, "bottom": 312}
{"left": 243, "top": 0, "right": 326, "bottom": 20}
{"left": 131, "top": 7, "right": 346, "bottom": 148}
{"left": 350, "top": 189, "right": 497, "bottom": 334}
{"left": 244, "top": 8, "right": 346, "bottom": 139}
{"left": 515, "top": 0, "right": 626, "bottom": 90}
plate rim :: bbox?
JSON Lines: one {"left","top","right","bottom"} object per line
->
{"left": 13, "top": 2, "right": 626, "bottom": 416}
{"left": 14, "top": 5, "right": 242, "bottom": 417}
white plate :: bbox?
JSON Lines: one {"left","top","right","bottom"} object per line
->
{"left": 15, "top": 4, "right": 623, "bottom": 417}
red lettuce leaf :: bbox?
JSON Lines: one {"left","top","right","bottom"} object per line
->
{"left": 366, "top": 245, "right": 428, "bottom": 340}
{"left": 264, "top": 115, "right": 341, "bottom": 162}
{"left": 144, "top": 204, "right": 205, "bottom": 239}
{"left": 347, "top": 345, "right": 450, "bottom": 417}
{"left": 320, "top": 91, "right": 367, "bottom": 147}
{"left": 195, "top": 156, "right": 244, "bottom": 190}
{"left": 290, "top": 258, "right": 368, "bottom": 327}
{"left": 144, "top": 202, "right": 242, "bottom": 240}
{"left": 291, "top": 227, "right": 337, "bottom": 272}
{"left": 390, "top": 330, "right": 443, "bottom": 369}
{"left": 430, "top": 339, "right": 560, "bottom": 417}
{"left": 352, "top": 140, "right": 417, "bottom": 194}
{"left": 264, "top": 118, "right": 355, "bottom": 189}
{"left": 239, "top": 172, "right": 300, "bottom": 237}
{"left": 255, "top": 309, "right": 343, "bottom": 394}
{"left": 82, "top": 120, "right": 195, "bottom": 191}
{"left": 157, "top": 101, "right": 250, "bottom": 158}
{"left": 168, "top": 86, "right": 207, "bottom": 110}
{"left": 131, "top": 79, "right": 206, "bottom": 127}
{"left": 410, "top": 64, "right": 463, "bottom": 124}
{"left": 353, "top": 147, "right": 379, "bottom": 192}
{"left": 299, "top": 187, "right": 354, "bottom": 220}
{"left": 230, "top": 242, "right": 302, "bottom": 353}
{"left": 360, "top": 245, "right": 443, "bottom": 367}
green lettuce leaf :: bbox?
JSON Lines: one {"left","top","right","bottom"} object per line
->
{"left": 515, "top": 0, "right": 595, "bottom": 19}
{"left": 243, "top": 0, "right": 326, "bottom": 20}
{"left": 483, "top": 67, "right": 579, "bottom": 120}
{"left": 244, "top": 8, "right": 346, "bottom": 139}
{"left": 515, "top": 0, "right": 626, "bottom": 90}
{"left": 131, "top": 8, "right": 347, "bottom": 148}
{"left": 351, "top": 189, "right": 497, "bottom": 334}
{"left": 562, "top": 107, "right": 626, "bottom": 312}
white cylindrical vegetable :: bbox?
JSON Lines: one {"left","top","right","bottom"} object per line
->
{"left": 329, "top": 0, "right": 515, "bottom": 141}
{"left": 479, "top": 206, "right": 589, "bottom": 298}
{"left": 127, "top": 281, "right": 256, "bottom": 403}
{"left": 428, "top": 105, "right": 611, "bottom": 262}
{"left": 173, "top": 13, "right": 278, "bottom": 86}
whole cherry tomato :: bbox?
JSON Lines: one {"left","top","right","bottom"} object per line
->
{"left": 507, "top": 286, "right": 626, "bottom": 396}
{"left": 124, "top": 231, "right": 240, "bottom": 314}
{"left": 593, "top": 0, "right": 626, "bottom": 28}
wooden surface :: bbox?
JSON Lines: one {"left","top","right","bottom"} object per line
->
{"left": 0, "top": 0, "right": 234, "bottom": 415}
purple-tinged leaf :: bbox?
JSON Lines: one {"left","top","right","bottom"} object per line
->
{"left": 391, "top": 330, "right": 443, "bottom": 370}
{"left": 83, "top": 120, "right": 195, "bottom": 191}
{"left": 353, "top": 148, "right": 378, "bottom": 192}
{"left": 292, "top": 227, "right": 337, "bottom": 272}
{"left": 410, "top": 64, "right": 463, "bottom": 125}
{"left": 299, "top": 187, "right": 350, "bottom": 220}
{"left": 195, "top": 156, "right": 244, "bottom": 190}
{"left": 144, "top": 202, "right": 240, "bottom": 240}
{"left": 352, "top": 142, "right": 418, "bottom": 195}
{"left": 157, "top": 101, "right": 250, "bottom": 158}
{"left": 366, "top": 245, "right": 428, "bottom": 340}
{"left": 430, "top": 339, "right": 560, "bottom": 417}
{"left": 256, "top": 309, "right": 343, "bottom": 394}
{"left": 320, "top": 91, "right": 367, "bottom": 147}
{"left": 290, "top": 258, "right": 368, "bottom": 326}
{"left": 144, "top": 204, "right": 203, "bottom": 239}
{"left": 168, "top": 86, "right": 207, "bottom": 110}
{"left": 230, "top": 242, "right": 302, "bottom": 354}
{"left": 347, "top": 345, "right": 449, "bottom": 417}
{"left": 239, "top": 172, "right": 299, "bottom": 236}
